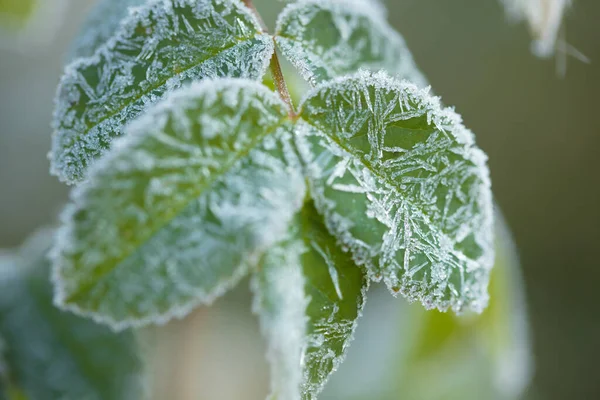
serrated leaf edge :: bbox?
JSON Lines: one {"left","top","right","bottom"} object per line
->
{"left": 51, "top": 78, "right": 294, "bottom": 331}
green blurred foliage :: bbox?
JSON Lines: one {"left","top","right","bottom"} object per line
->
{"left": 0, "top": 0, "right": 37, "bottom": 28}
{"left": 0, "top": 232, "right": 143, "bottom": 400}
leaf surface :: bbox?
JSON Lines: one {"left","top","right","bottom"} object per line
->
{"left": 0, "top": 231, "right": 143, "bottom": 400}
{"left": 52, "top": 0, "right": 274, "bottom": 183}
{"left": 388, "top": 210, "right": 531, "bottom": 400}
{"left": 275, "top": 0, "right": 427, "bottom": 86}
{"left": 296, "top": 71, "right": 494, "bottom": 313}
{"left": 52, "top": 78, "right": 305, "bottom": 330}
{"left": 253, "top": 202, "right": 368, "bottom": 400}
{"left": 68, "top": 0, "right": 147, "bottom": 60}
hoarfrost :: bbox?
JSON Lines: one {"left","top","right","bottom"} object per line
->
{"left": 296, "top": 71, "right": 494, "bottom": 313}
{"left": 252, "top": 203, "right": 368, "bottom": 400}
{"left": 68, "top": 0, "right": 147, "bottom": 60}
{"left": 52, "top": 79, "right": 306, "bottom": 330}
{"left": 52, "top": 0, "right": 275, "bottom": 184}
{"left": 275, "top": 0, "right": 427, "bottom": 87}
{"left": 252, "top": 242, "right": 308, "bottom": 400}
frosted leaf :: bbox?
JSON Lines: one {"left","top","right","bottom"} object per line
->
{"left": 378, "top": 209, "right": 531, "bottom": 400}
{"left": 68, "top": 0, "right": 147, "bottom": 60}
{"left": 52, "top": 78, "right": 306, "bottom": 330}
{"left": 275, "top": 0, "right": 427, "bottom": 87}
{"left": 295, "top": 71, "right": 494, "bottom": 313}
{"left": 0, "top": 231, "right": 143, "bottom": 400}
{"left": 252, "top": 202, "right": 368, "bottom": 400}
{"left": 52, "top": 0, "right": 275, "bottom": 184}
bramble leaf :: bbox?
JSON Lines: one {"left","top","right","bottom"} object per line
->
{"left": 0, "top": 231, "right": 143, "bottom": 400}
{"left": 253, "top": 202, "right": 368, "bottom": 400}
{"left": 68, "top": 0, "right": 147, "bottom": 60}
{"left": 320, "top": 212, "right": 529, "bottom": 400}
{"left": 52, "top": 79, "right": 306, "bottom": 330}
{"left": 52, "top": 0, "right": 275, "bottom": 184}
{"left": 388, "top": 210, "right": 531, "bottom": 400}
{"left": 295, "top": 71, "right": 494, "bottom": 313}
{"left": 275, "top": 0, "right": 427, "bottom": 87}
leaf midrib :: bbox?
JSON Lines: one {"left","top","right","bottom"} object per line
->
{"left": 298, "top": 115, "right": 460, "bottom": 259}
{"left": 71, "top": 33, "right": 265, "bottom": 141}
{"left": 65, "top": 116, "right": 290, "bottom": 304}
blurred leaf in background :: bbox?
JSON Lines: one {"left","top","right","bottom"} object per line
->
{"left": 0, "top": 0, "right": 68, "bottom": 51}
{"left": 320, "top": 211, "right": 531, "bottom": 400}
{"left": 0, "top": 230, "right": 144, "bottom": 400}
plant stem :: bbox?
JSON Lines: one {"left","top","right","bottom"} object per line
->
{"left": 242, "top": 0, "right": 297, "bottom": 118}
{"left": 269, "top": 50, "right": 297, "bottom": 118}
{"left": 242, "top": 0, "right": 267, "bottom": 32}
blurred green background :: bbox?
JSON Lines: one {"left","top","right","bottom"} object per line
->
{"left": 0, "top": 0, "right": 598, "bottom": 399}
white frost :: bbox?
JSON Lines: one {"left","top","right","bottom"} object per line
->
{"left": 68, "top": 0, "right": 147, "bottom": 60}
{"left": 252, "top": 241, "right": 309, "bottom": 400}
{"left": 252, "top": 204, "right": 369, "bottom": 400}
{"left": 275, "top": 0, "right": 427, "bottom": 87}
{"left": 51, "top": 0, "right": 274, "bottom": 184}
{"left": 51, "top": 78, "right": 306, "bottom": 330}
{"left": 296, "top": 71, "right": 494, "bottom": 313}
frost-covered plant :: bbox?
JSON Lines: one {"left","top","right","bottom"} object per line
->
{"left": 3, "top": 0, "right": 504, "bottom": 399}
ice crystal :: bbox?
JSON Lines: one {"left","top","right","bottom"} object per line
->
{"left": 52, "top": 0, "right": 274, "bottom": 184}
{"left": 52, "top": 78, "right": 306, "bottom": 330}
{"left": 68, "top": 0, "right": 148, "bottom": 60}
{"left": 295, "top": 71, "right": 494, "bottom": 313}
{"left": 275, "top": 0, "right": 427, "bottom": 87}
{"left": 253, "top": 203, "right": 368, "bottom": 400}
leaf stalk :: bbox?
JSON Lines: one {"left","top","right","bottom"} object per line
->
{"left": 242, "top": 0, "right": 297, "bottom": 118}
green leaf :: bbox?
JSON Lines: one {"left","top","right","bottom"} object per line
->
{"left": 0, "top": 231, "right": 143, "bottom": 400}
{"left": 52, "top": 78, "right": 306, "bottom": 330}
{"left": 68, "top": 0, "right": 147, "bottom": 60}
{"left": 253, "top": 202, "right": 368, "bottom": 400}
{"left": 387, "top": 210, "right": 531, "bottom": 400}
{"left": 275, "top": 0, "right": 427, "bottom": 87}
{"left": 295, "top": 71, "right": 494, "bottom": 313}
{"left": 318, "top": 210, "right": 529, "bottom": 400}
{"left": 51, "top": 0, "right": 275, "bottom": 184}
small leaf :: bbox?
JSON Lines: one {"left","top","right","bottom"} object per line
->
{"left": 319, "top": 211, "right": 529, "bottom": 400}
{"left": 389, "top": 210, "right": 531, "bottom": 400}
{"left": 253, "top": 202, "right": 368, "bottom": 400}
{"left": 275, "top": 0, "right": 427, "bottom": 86}
{"left": 295, "top": 71, "right": 494, "bottom": 313}
{"left": 52, "top": 0, "right": 275, "bottom": 184}
{"left": 0, "top": 231, "right": 143, "bottom": 400}
{"left": 52, "top": 78, "right": 306, "bottom": 330}
{"left": 68, "top": 0, "right": 148, "bottom": 60}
